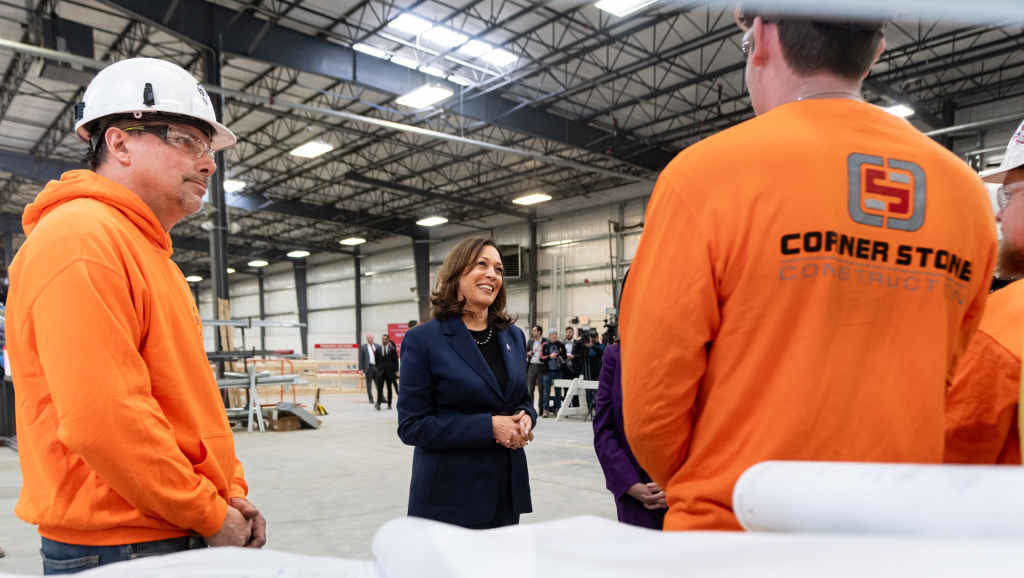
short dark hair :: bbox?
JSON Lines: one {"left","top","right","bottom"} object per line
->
{"left": 740, "top": 11, "right": 884, "bottom": 80}
{"left": 430, "top": 237, "right": 513, "bottom": 329}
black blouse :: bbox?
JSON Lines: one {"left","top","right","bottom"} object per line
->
{"left": 469, "top": 327, "right": 509, "bottom": 394}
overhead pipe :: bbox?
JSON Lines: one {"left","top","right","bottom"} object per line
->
{"left": 925, "top": 112, "right": 1023, "bottom": 137}
{"left": 0, "top": 37, "right": 653, "bottom": 184}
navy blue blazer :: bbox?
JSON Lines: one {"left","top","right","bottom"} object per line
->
{"left": 397, "top": 316, "right": 537, "bottom": 527}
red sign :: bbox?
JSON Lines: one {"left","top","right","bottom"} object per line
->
{"left": 312, "top": 343, "right": 360, "bottom": 373}
{"left": 387, "top": 323, "right": 409, "bottom": 356}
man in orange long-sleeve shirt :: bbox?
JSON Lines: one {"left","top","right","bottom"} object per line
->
{"left": 7, "top": 58, "right": 266, "bottom": 573}
{"left": 620, "top": 8, "right": 997, "bottom": 531}
{"left": 945, "top": 122, "right": 1024, "bottom": 465}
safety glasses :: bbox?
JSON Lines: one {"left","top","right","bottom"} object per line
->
{"left": 122, "top": 124, "right": 216, "bottom": 161}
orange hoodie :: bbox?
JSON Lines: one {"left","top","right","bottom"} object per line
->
{"left": 621, "top": 99, "right": 997, "bottom": 531}
{"left": 945, "top": 279, "right": 1023, "bottom": 464}
{"left": 7, "top": 170, "right": 246, "bottom": 546}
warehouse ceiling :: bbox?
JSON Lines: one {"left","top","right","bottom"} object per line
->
{"left": 0, "top": 0, "right": 1022, "bottom": 276}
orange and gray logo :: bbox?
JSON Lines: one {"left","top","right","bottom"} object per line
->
{"left": 848, "top": 154, "right": 926, "bottom": 231}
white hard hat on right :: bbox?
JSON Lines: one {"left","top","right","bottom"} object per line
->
{"left": 980, "top": 120, "right": 1024, "bottom": 185}
{"left": 74, "top": 57, "right": 236, "bottom": 151}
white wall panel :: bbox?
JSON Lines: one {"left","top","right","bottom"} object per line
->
{"left": 263, "top": 312, "right": 302, "bottom": 351}
{"left": 362, "top": 270, "right": 416, "bottom": 303}
{"left": 307, "top": 258, "right": 353, "bottom": 283}
{"left": 308, "top": 279, "right": 353, "bottom": 310}
{"left": 308, "top": 309, "right": 356, "bottom": 344}
{"left": 231, "top": 294, "right": 260, "bottom": 317}
{"left": 265, "top": 288, "right": 296, "bottom": 316}
{"left": 360, "top": 302, "right": 419, "bottom": 338}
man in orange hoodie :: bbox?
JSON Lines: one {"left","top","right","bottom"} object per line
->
{"left": 620, "top": 8, "right": 997, "bottom": 531}
{"left": 945, "top": 121, "right": 1024, "bottom": 465}
{"left": 7, "top": 58, "right": 266, "bottom": 573}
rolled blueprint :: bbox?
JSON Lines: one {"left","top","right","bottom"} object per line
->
{"left": 733, "top": 461, "right": 1024, "bottom": 536}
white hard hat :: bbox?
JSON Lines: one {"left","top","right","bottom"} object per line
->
{"left": 74, "top": 57, "right": 236, "bottom": 151}
{"left": 980, "top": 119, "right": 1024, "bottom": 185}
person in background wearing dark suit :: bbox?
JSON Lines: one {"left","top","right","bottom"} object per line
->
{"left": 378, "top": 334, "right": 399, "bottom": 409}
{"left": 398, "top": 237, "right": 536, "bottom": 529}
{"left": 359, "top": 334, "right": 383, "bottom": 408}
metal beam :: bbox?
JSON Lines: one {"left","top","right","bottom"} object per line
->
{"left": 292, "top": 257, "right": 309, "bottom": 355}
{"left": 0, "top": 148, "right": 421, "bottom": 240}
{"left": 205, "top": 43, "right": 231, "bottom": 350}
{"left": 354, "top": 246, "right": 363, "bottom": 345}
{"left": 863, "top": 79, "right": 946, "bottom": 130}
{"left": 0, "top": 149, "right": 78, "bottom": 183}
{"left": 412, "top": 237, "right": 431, "bottom": 324}
{"left": 528, "top": 216, "right": 537, "bottom": 327}
{"left": 257, "top": 270, "right": 266, "bottom": 350}
{"left": 97, "top": 0, "right": 672, "bottom": 172}
{"left": 346, "top": 173, "right": 531, "bottom": 220}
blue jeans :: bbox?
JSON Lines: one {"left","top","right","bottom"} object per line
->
{"left": 41, "top": 535, "right": 206, "bottom": 574}
{"left": 543, "top": 370, "right": 562, "bottom": 413}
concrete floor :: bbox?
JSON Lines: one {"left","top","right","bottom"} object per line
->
{"left": 0, "top": 392, "right": 615, "bottom": 575}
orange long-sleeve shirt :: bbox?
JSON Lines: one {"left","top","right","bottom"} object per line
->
{"left": 945, "top": 280, "right": 1023, "bottom": 464}
{"left": 7, "top": 170, "right": 247, "bottom": 545}
{"left": 621, "top": 99, "right": 997, "bottom": 531}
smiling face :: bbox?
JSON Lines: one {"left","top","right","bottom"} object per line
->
{"left": 457, "top": 244, "right": 503, "bottom": 313}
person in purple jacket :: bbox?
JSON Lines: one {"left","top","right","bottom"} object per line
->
{"left": 592, "top": 339, "right": 667, "bottom": 529}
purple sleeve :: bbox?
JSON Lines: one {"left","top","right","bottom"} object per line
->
{"left": 592, "top": 348, "right": 644, "bottom": 499}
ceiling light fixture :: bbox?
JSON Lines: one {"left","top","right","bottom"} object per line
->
{"left": 388, "top": 13, "right": 432, "bottom": 36}
{"left": 419, "top": 65, "right": 447, "bottom": 78}
{"left": 416, "top": 216, "right": 448, "bottom": 227}
{"left": 423, "top": 26, "right": 468, "bottom": 48}
{"left": 541, "top": 239, "right": 576, "bottom": 248}
{"left": 594, "top": 0, "right": 658, "bottom": 18}
{"left": 480, "top": 47, "right": 517, "bottom": 68}
{"left": 447, "top": 74, "right": 474, "bottom": 86}
{"left": 396, "top": 85, "right": 454, "bottom": 109}
{"left": 390, "top": 55, "right": 420, "bottom": 70}
{"left": 223, "top": 179, "right": 246, "bottom": 193}
{"left": 289, "top": 140, "right": 334, "bottom": 159}
{"left": 458, "top": 39, "right": 492, "bottom": 58}
{"left": 513, "top": 192, "right": 552, "bottom": 205}
{"left": 247, "top": 259, "right": 270, "bottom": 268}
{"left": 287, "top": 250, "right": 311, "bottom": 259}
{"left": 883, "top": 104, "right": 916, "bottom": 118}
{"left": 340, "top": 237, "right": 367, "bottom": 246}
{"left": 353, "top": 43, "right": 390, "bottom": 59}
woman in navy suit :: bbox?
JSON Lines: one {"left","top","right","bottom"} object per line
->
{"left": 397, "top": 238, "right": 536, "bottom": 529}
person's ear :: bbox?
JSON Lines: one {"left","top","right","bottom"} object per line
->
{"left": 869, "top": 35, "right": 886, "bottom": 74}
{"left": 750, "top": 17, "right": 772, "bottom": 66}
{"left": 105, "top": 127, "right": 133, "bottom": 166}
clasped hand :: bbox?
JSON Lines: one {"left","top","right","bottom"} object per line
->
{"left": 492, "top": 410, "right": 534, "bottom": 449}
